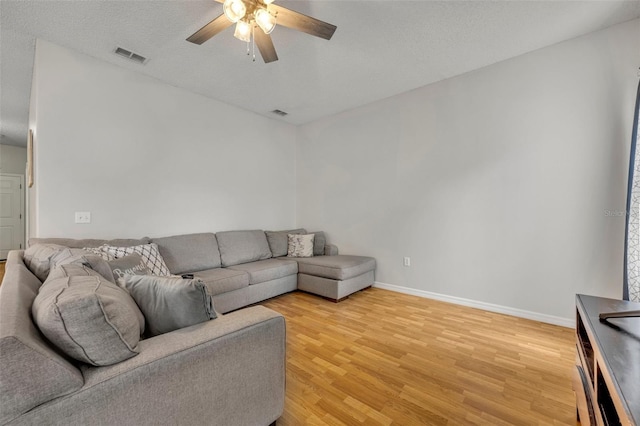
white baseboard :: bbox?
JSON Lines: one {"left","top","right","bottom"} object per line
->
{"left": 372, "top": 281, "right": 574, "bottom": 328}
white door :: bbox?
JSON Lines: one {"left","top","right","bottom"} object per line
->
{"left": 0, "top": 174, "right": 25, "bottom": 259}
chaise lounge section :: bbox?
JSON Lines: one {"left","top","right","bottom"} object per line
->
{"left": 295, "top": 255, "right": 377, "bottom": 302}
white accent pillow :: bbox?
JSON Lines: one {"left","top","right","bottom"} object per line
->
{"left": 102, "top": 243, "right": 171, "bottom": 276}
{"left": 287, "top": 234, "right": 315, "bottom": 258}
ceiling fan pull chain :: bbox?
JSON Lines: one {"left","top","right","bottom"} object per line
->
{"left": 252, "top": 25, "right": 256, "bottom": 62}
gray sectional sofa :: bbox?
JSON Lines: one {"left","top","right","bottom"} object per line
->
{"left": 0, "top": 229, "right": 375, "bottom": 425}
{"left": 30, "top": 229, "right": 376, "bottom": 311}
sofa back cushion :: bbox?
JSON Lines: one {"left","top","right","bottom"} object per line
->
{"left": 0, "top": 251, "right": 84, "bottom": 425}
{"left": 265, "top": 229, "right": 307, "bottom": 257}
{"left": 216, "top": 230, "right": 272, "bottom": 267}
{"left": 151, "top": 233, "right": 221, "bottom": 274}
{"left": 28, "top": 237, "right": 150, "bottom": 249}
{"left": 308, "top": 231, "right": 327, "bottom": 256}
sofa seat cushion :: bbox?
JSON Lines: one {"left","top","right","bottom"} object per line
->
{"left": 292, "top": 255, "right": 376, "bottom": 281}
{"left": 193, "top": 268, "right": 249, "bottom": 296}
{"left": 227, "top": 259, "right": 298, "bottom": 285}
{"left": 151, "top": 233, "right": 221, "bottom": 275}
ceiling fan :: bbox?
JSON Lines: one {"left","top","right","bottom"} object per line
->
{"left": 186, "top": 0, "right": 337, "bottom": 63}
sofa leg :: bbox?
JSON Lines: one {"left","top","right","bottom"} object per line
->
{"left": 331, "top": 285, "right": 372, "bottom": 302}
{"left": 298, "top": 285, "right": 372, "bottom": 303}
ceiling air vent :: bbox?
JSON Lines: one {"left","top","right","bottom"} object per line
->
{"left": 271, "top": 109, "right": 288, "bottom": 117}
{"left": 114, "top": 47, "right": 147, "bottom": 64}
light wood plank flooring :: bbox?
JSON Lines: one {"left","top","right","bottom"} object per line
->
{"left": 262, "top": 288, "right": 577, "bottom": 425}
{"left": 0, "top": 262, "right": 576, "bottom": 424}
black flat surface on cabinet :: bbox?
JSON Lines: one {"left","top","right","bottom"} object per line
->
{"left": 577, "top": 294, "right": 640, "bottom": 425}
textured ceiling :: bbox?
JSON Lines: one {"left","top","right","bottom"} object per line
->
{"left": 1, "top": 0, "right": 639, "bottom": 147}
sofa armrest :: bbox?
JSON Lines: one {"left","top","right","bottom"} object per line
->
{"left": 324, "top": 244, "right": 339, "bottom": 256}
{"left": 13, "top": 306, "right": 285, "bottom": 426}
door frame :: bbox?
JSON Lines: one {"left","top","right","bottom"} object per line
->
{"left": 0, "top": 173, "right": 26, "bottom": 257}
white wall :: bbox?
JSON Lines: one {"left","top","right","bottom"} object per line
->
{"left": 29, "top": 40, "right": 297, "bottom": 238}
{"left": 296, "top": 19, "right": 640, "bottom": 324}
{"left": 0, "top": 144, "right": 27, "bottom": 175}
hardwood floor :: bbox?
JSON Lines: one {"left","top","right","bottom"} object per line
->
{"left": 0, "top": 261, "right": 5, "bottom": 284}
{"left": 0, "top": 260, "right": 576, "bottom": 424}
{"left": 262, "top": 288, "right": 577, "bottom": 425}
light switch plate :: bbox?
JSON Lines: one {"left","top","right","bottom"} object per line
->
{"left": 75, "top": 211, "right": 91, "bottom": 224}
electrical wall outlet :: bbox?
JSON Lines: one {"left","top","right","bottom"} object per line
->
{"left": 75, "top": 211, "right": 91, "bottom": 224}
{"left": 403, "top": 257, "right": 411, "bottom": 267}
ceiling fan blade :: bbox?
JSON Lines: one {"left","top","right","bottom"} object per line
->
{"left": 187, "top": 14, "right": 233, "bottom": 45}
{"left": 270, "top": 4, "right": 336, "bottom": 40}
{"left": 254, "top": 28, "right": 278, "bottom": 63}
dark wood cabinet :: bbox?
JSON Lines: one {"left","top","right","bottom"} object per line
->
{"left": 574, "top": 294, "right": 640, "bottom": 425}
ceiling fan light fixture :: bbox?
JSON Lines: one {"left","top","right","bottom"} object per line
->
{"left": 223, "top": 0, "right": 246, "bottom": 23}
{"left": 233, "top": 20, "right": 252, "bottom": 42}
{"left": 255, "top": 8, "right": 276, "bottom": 34}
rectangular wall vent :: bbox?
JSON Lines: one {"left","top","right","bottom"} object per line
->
{"left": 271, "top": 109, "right": 288, "bottom": 116}
{"left": 114, "top": 47, "right": 147, "bottom": 64}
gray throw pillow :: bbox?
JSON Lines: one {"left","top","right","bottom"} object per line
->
{"left": 44, "top": 263, "right": 145, "bottom": 330}
{"left": 108, "top": 253, "right": 150, "bottom": 281}
{"left": 82, "top": 255, "right": 118, "bottom": 283}
{"left": 49, "top": 247, "right": 116, "bottom": 283}
{"left": 23, "top": 244, "right": 67, "bottom": 281}
{"left": 32, "top": 268, "right": 145, "bottom": 366}
{"left": 47, "top": 261, "right": 101, "bottom": 281}
{"left": 117, "top": 275, "right": 217, "bottom": 337}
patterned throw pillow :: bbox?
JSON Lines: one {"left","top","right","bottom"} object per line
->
{"left": 82, "top": 246, "right": 115, "bottom": 261}
{"left": 108, "top": 253, "right": 151, "bottom": 280}
{"left": 287, "top": 234, "right": 315, "bottom": 258}
{"left": 102, "top": 243, "right": 171, "bottom": 276}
